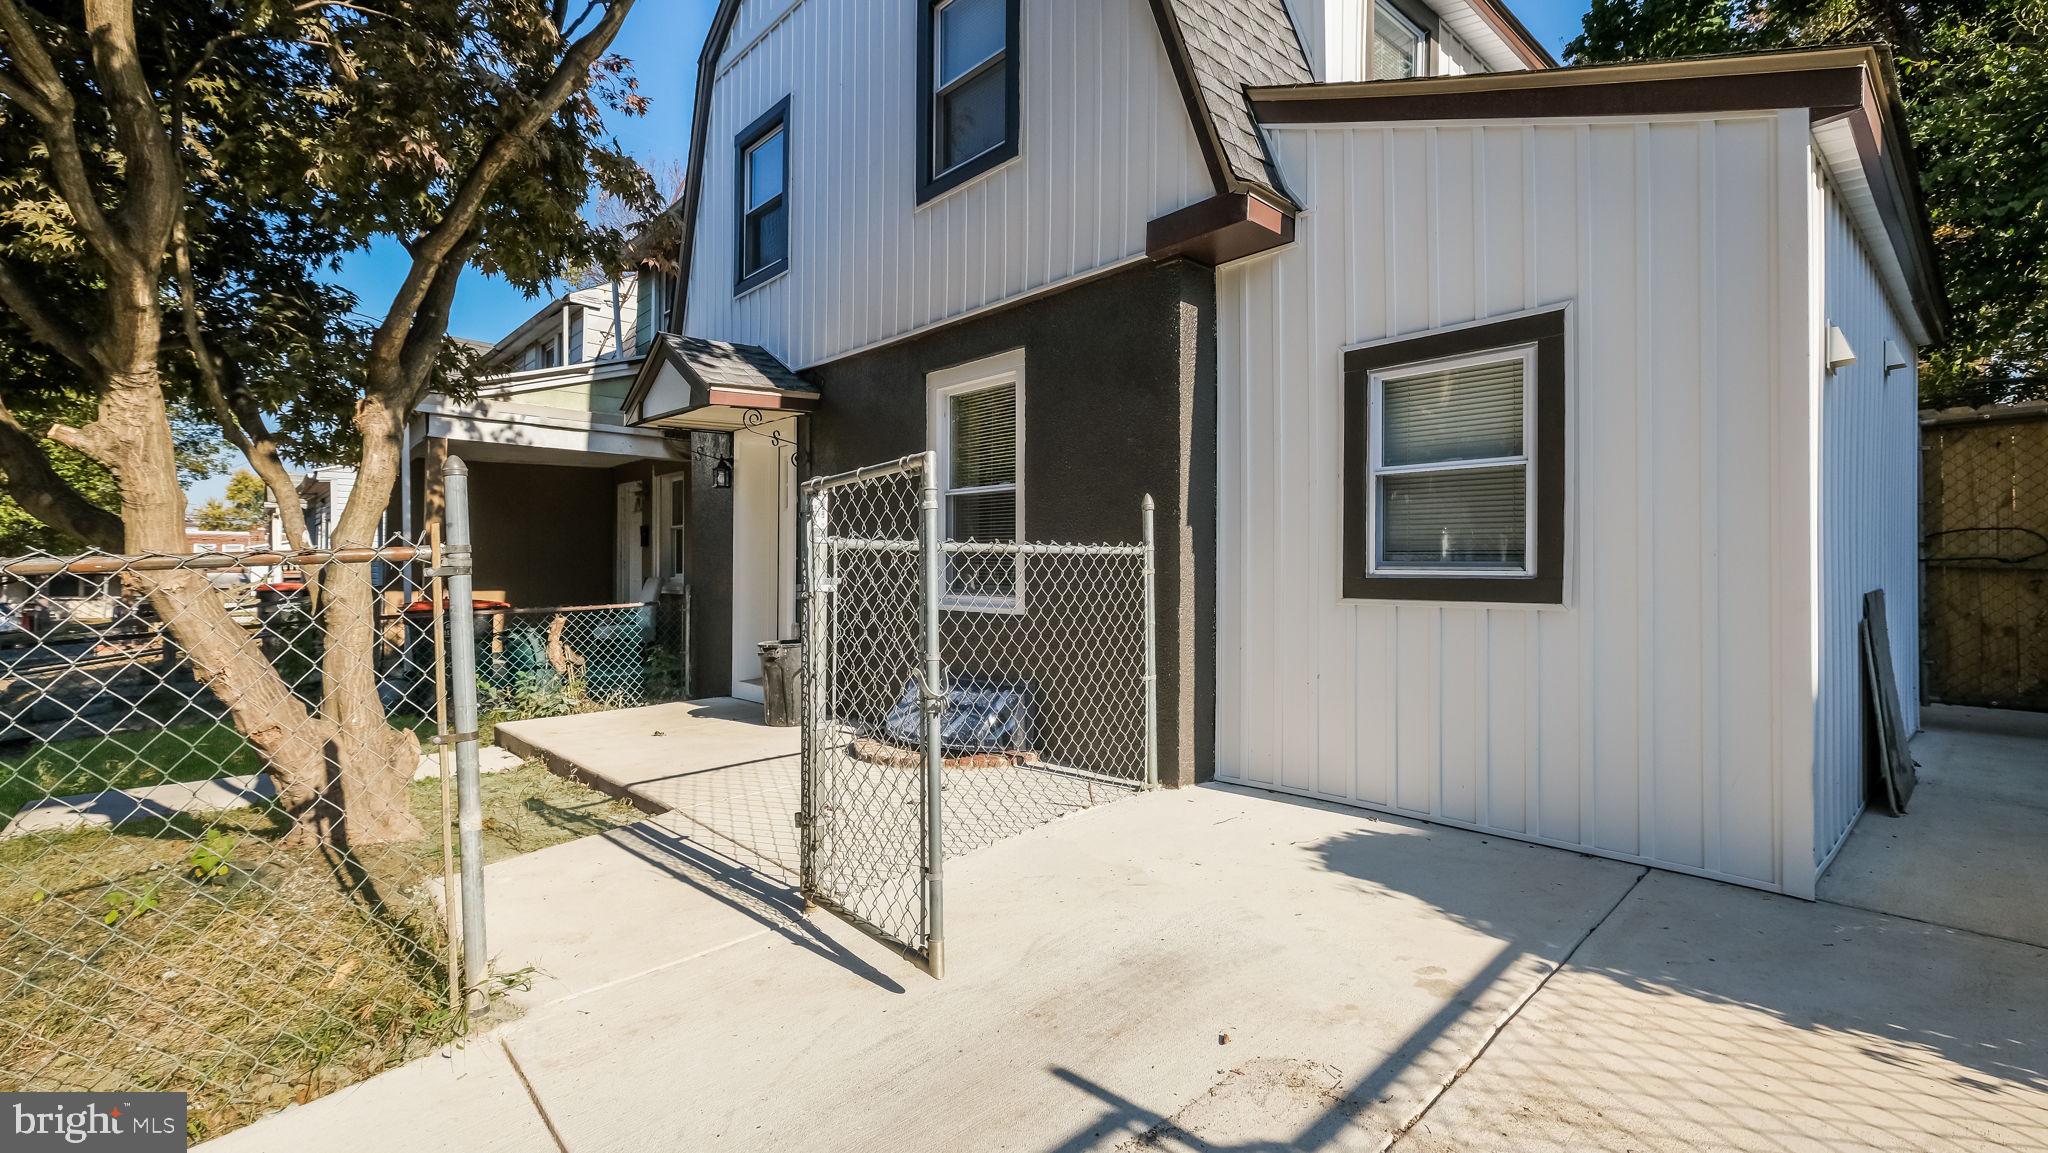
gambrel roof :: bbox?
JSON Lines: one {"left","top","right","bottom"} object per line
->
{"left": 1150, "top": 0, "right": 1314, "bottom": 207}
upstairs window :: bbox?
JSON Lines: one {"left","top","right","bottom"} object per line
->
{"left": 1370, "top": 0, "right": 1429, "bottom": 79}
{"left": 735, "top": 98, "right": 790, "bottom": 293}
{"left": 918, "top": 0, "right": 1020, "bottom": 203}
{"left": 1342, "top": 308, "right": 1568, "bottom": 605}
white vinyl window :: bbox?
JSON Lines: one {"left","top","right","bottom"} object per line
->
{"left": 1368, "top": 346, "right": 1535, "bottom": 575}
{"left": 1370, "top": 0, "right": 1428, "bottom": 79}
{"left": 660, "top": 474, "right": 687, "bottom": 580}
{"left": 929, "top": 349, "right": 1024, "bottom": 610}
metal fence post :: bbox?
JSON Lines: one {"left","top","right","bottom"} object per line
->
{"left": 798, "top": 485, "right": 825, "bottom": 905}
{"left": 440, "top": 456, "right": 488, "bottom": 1012}
{"left": 918, "top": 451, "right": 947, "bottom": 979}
{"left": 1141, "top": 494, "right": 1160, "bottom": 789}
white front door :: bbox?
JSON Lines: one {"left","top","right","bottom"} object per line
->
{"left": 615, "top": 480, "right": 643, "bottom": 603}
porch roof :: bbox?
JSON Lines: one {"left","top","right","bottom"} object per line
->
{"left": 624, "top": 333, "right": 820, "bottom": 431}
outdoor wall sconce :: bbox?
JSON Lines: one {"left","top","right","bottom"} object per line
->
{"left": 712, "top": 455, "right": 733, "bottom": 489}
{"left": 1825, "top": 324, "right": 1857, "bottom": 374}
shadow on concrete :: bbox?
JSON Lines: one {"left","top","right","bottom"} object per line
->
{"left": 1029, "top": 790, "right": 2048, "bottom": 1153}
{"left": 595, "top": 818, "right": 905, "bottom": 995}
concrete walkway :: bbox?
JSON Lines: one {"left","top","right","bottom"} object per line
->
{"left": 202, "top": 715, "right": 2048, "bottom": 1153}
{"left": 1819, "top": 704, "right": 2048, "bottom": 947}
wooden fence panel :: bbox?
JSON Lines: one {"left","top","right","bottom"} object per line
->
{"left": 1921, "top": 403, "right": 2048, "bottom": 711}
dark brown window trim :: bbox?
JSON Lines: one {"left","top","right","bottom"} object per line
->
{"left": 1342, "top": 308, "right": 1568, "bottom": 605}
{"left": 917, "top": 0, "right": 1023, "bottom": 205}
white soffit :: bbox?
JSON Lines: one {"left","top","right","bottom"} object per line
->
{"left": 1813, "top": 116, "right": 1932, "bottom": 347}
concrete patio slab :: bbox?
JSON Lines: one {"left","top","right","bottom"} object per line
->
{"left": 495, "top": 697, "right": 802, "bottom": 877}
{"left": 1398, "top": 869, "right": 2048, "bottom": 1153}
{"left": 198, "top": 1033, "right": 559, "bottom": 1153}
{"left": 475, "top": 812, "right": 811, "bottom": 1012}
{"left": 495, "top": 785, "right": 1643, "bottom": 1153}
{"left": 1819, "top": 704, "right": 2048, "bottom": 947}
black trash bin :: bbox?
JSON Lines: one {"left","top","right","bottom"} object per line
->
{"left": 757, "top": 639, "right": 802, "bottom": 727}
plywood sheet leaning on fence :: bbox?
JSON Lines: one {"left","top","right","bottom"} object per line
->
{"left": 1862, "top": 588, "right": 1917, "bottom": 815}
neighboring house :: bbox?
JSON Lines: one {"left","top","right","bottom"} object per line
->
{"left": 268, "top": 465, "right": 357, "bottom": 551}
{"left": 185, "top": 527, "right": 261, "bottom": 555}
{"left": 625, "top": 0, "right": 1941, "bottom": 901}
{"left": 397, "top": 265, "right": 820, "bottom": 703}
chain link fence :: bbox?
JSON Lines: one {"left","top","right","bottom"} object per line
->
{"left": 800, "top": 453, "right": 1155, "bottom": 976}
{"left": 0, "top": 542, "right": 471, "bottom": 1139}
{"left": 471, "top": 599, "right": 689, "bottom": 723}
{"left": 1922, "top": 403, "right": 2048, "bottom": 711}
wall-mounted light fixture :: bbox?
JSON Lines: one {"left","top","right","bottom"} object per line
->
{"left": 1883, "top": 339, "right": 1911, "bottom": 378}
{"left": 712, "top": 454, "right": 733, "bottom": 489}
{"left": 1826, "top": 325, "right": 1857, "bottom": 374}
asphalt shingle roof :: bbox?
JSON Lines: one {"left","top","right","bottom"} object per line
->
{"left": 1160, "top": 0, "right": 1313, "bottom": 201}
{"left": 654, "top": 334, "right": 815, "bottom": 395}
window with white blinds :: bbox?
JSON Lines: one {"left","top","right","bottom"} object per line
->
{"left": 1370, "top": 346, "right": 1534, "bottom": 574}
{"left": 931, "top": 349, "right": 1024, "bottom": 609}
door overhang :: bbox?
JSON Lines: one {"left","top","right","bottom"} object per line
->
{"left": 624, "top": 333, "right": 820, "bottom": 431}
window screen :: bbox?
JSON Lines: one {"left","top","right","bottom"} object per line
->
{"left": 735, "top": 99, "right": 790, "bottom": 291}
{"left": 1373, "top": 351, "right": 1531, "bottom": 572}
{"left": 946, "top": 382, "right": 1017, "bottom": 542}
{"left": 921, "top": 0, "right": 1017, "bottom": 201}
{"left": 742, "top": 127, "right": 786, "bottom": 278}
{"left": 1371, "top": 0, "right": 1426, "bottom": 79}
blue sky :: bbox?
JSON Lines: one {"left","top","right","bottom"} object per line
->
{"left": 195, "top": 0, "right": 1590, "bottom": 501}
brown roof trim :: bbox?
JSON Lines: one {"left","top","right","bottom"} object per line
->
{"left": 1469, "top": 0, "right": 1558, "bottom": 70}
{"left": 1251, "top": 47, "right": 1873, "bottom": 123}
{"left": 1817, "top": 52, "right": 1946, "bottom": 340}
{"left": 1147, "top": 192, "right": 1295, "bottom": 265}
{"left": 667, "top": 0, "right": 747, "bottom": 336}
{"left": 705, "top": 386, "right": 819, "bottom": 412}
{"left": 1145, "top": 0, "right": 1232, "bottom": 198}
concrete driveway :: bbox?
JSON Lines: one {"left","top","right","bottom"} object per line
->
{"left": 205, "top": 710, "right": 2048, "bottom": 1153}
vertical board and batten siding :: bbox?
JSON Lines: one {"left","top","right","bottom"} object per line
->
{"left": 1217, "top": 112, "right": 1821, "bottom": 893}
{"left": 1812, "top": 167, "right": 1921, "bottom": 870}
{"left": 684, "top": 0, "right": 1212, "bottom": 371}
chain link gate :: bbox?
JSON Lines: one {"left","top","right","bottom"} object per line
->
{"left": 799, "top": 453, "right": 1157, "bottom": 976}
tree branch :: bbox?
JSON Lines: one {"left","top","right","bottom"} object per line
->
{"left": 0, "top": 397, "right": 122, "bottom": 550}
{"left": 172, "top": 221, "right": 312, "bottom": 550}
{"left": 396, "top": 234, "right": 475, "bottom": 402}
{"left": 366, "top": 0, "right": 634, "bottom": 390}
{"left": 0, "top": 255, "right": 101, "bottom": 374}
{"left": 82, "top": 0, "right": 183, "bottom": 261}
{"left": 0, "top": 0, "right": 134, "bottom": 270}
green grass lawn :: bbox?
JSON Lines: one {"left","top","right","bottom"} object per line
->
{"left": 0, "top": 754, "right": 641, "bottom": 1139}
{"left": 0, "top": 716, "right": 439, "bottom": 819}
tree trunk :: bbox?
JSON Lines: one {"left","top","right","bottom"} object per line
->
{"left": 78, "top": 368, "right": 423, "bottom": 846}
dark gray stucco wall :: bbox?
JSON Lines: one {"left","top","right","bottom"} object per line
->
{"left": 803, "top": 258, "right": 1216, "bottom": 785}
{"left": 673, "top": 435, "right": 735, "bottom": 698}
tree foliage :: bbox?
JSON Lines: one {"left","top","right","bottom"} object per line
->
{"left": 1568, "top": 0, "right": 2048, "bottom": 407}
{"left": 0, "top": 0, "right": 648, "bottom": 845}
{"left": 192, "top": 469, "right": 268, "bottom": 533}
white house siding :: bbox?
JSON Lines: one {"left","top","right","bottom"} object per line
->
{"left": 1217, "top": 112, "right": 1819, "bottom": 893}
{"left": 684, "top": 0, "right": 1213, "bottom": 371}
{"left": 1811, "top": 166, "right": 1922, "bottom": 871}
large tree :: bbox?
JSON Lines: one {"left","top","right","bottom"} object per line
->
{"left": 0, "top": 0, "right": 651, "bottom": 844}
{"left": 1568, "top": 0, "right": 2048, "bottom": 406}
